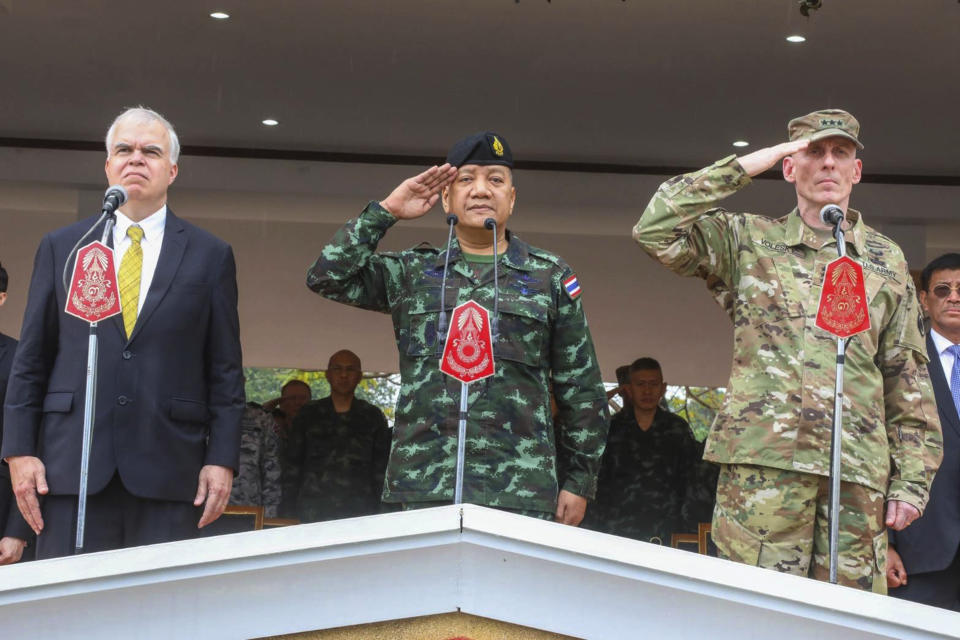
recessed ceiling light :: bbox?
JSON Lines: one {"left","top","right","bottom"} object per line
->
{"left": 732, "top": 140, "right": 749, "bottom": 148}
{"left": 210, "top": 11, "right": 230, "bottom": 20}
{"left": 262, "top": 119, "right": 279, "bottom": 126}
{"left": 786, "top": 35, "right": 806, "bottom": 43}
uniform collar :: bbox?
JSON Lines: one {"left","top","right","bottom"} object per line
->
{"left": 432, "top": 229, "right": 533, "bottom": 271}
{"left": 784, "top": 207, "right": 866, "bottom": 256}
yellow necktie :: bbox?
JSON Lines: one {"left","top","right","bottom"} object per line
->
{"left": 118, "top": 225, "right": 144, "bottom": 337}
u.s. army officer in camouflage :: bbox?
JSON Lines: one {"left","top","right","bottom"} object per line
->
{"left": 307, "top": 132, "right": 609, "bottom": 525}
{"left": 633, "top": 110, "right": 942, "bottom": 592}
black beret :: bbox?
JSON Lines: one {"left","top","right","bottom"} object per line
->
{"left": 445, "top": 131, "right": 513, "bottom": 169}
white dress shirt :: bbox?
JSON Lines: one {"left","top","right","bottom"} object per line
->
{"left": 929, "top": 327, "right": 959, "bottom": 393}
{"left": 112, "top": 205, "right": 167, "bottom": 315}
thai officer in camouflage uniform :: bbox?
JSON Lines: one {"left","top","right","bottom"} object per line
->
{"left": 281, "top": 350, "right": 392, "bottom": 523}
{"left": 587, "top": 358, "right": 704, "bottom": 544}
{"left": 228, "top": 403, "right": 282, "bottom": 517}
{"left": 633, "top": 109, "right": 942, "bottom": 592}
{"left": 307, "top": 132, "right": 608, "bottom": 524}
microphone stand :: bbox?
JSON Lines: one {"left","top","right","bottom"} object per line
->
{"left": 827, "top": 216, "right": 849, "bottom": 584}
{"left": 437, "top": 215, "right": 458, "bottom": 357}
{"left": 73, "top": 211, "right": 118, "bottom": 552}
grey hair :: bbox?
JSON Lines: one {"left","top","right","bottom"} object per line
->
{"left": 105, "top": 106, "right": 180, "bottom": 164}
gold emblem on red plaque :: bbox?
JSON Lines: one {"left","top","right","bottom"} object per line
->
{"left": 64, "top": 241, "right": 122, "bottom": 322}
{"left": 440, "top": 300, "right": 496, "bottom": 383}
{"left": 815, "top": 255, "right": 871, "bottom": 338}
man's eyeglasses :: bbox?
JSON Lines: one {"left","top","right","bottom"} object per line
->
{"left": 931, "top": 284, "right": 960, "bottom": 299}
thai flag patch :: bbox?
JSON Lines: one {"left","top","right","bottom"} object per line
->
{"left": 563, "top": 274, "right": 582, "bottom": 300}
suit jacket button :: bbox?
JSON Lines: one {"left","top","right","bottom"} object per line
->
{"left": 117, "top": 396, "right": 128, "bottom": 406}
{"left": 122, "top": 350, "right": 132, "bottom": 360}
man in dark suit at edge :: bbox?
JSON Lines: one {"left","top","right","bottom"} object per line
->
{"left": 888, "top": 253, "right": 960, "bottom": 610}
{"left": 2, "top": 107, "right": 244, "bottom": 559}
{"left": 0, "top": 262, "right": 32, "bottom": 563}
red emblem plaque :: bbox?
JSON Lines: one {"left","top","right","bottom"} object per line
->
{"left": 440, "top": 300, "right": 496, "bottom": 383}
{"left": 64, "top": 241, "right": 122, "bottom": 323}
{"left": 815, "top": 255, "right": 871, "bottom": 338}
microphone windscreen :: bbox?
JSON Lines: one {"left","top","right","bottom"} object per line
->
{"left": 484, "top": 218, "right": 496, "bottom": 230}
{"left": 105, "top": 185, "right": 129, "bottom": 206}
{"left": 819, "top": 204, "right": 844, "bottom": 226}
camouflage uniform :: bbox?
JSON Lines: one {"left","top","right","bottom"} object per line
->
{"left": 282, "top": 396, "right": 391, "bottom": 523}
{"left": 633, "top": 156, "right": 942, "bottom": 591}
{"left": 229, "top": 404, "right": 282, "bottom": 518}
{"left": 586, "top": 406, "right": 701, "bottom": 543}
{"left": 307, "top": 202, "right": 609, "bottom": 515}
{"left": 682, "top": 437, "right": 720, "bottom": 530}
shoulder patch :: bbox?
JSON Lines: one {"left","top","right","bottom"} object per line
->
{"left": 563, "top": 274, "right": 582, "bottom": 300}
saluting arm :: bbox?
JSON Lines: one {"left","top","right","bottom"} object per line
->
{"left": 306, "top": 164, "right": 457, "bottom": 313}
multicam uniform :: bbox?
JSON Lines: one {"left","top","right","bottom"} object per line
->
{"left": 229, "top": 404, "right": 282, "bottom": 518}
{"left": 307, "top": 202, "right": 609, "bottom": 515}
{"left": 633, "top": 155, "right": 942, "bottom": 591}
{"left": 282, "top": 396, "right": 392, "bottom": 523}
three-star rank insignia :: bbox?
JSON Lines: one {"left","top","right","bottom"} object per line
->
{"left": 491, "top": 136, "right": 504, "bottom": 157}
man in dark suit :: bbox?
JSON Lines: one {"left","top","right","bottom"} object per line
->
{"left": 888, "top": 253, "right": 960, "bottom": 611}
{"left": 1, "top": 108, "right": 244, "bottom": 559}
{"left": 0, "top": 262, "right": 31, "bottom": 563}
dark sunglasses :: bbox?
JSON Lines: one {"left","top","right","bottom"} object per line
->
{"left": 931, "top": 284, "right": 960, "bottom": 299}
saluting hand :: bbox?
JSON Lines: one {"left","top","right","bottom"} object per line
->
{"left": 736, "top": 139, "right": 809, "bottom": 177}
{"left": 380, "top": 164, "right": 458, "bottom": 220}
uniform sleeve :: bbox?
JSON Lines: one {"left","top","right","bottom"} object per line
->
{"left": 203, "top": 244, "right": 245, "bottom": 471}
{"left": 550, "top": 268, "right": 609, "bottom": 500}
{"left": 879, "top": 279, "right": 942, "bottom": 513}
{"left": 280, "top": 413, "right": 307, "bottom": 519}
{"left": 632, "top": 156, "right": 751, "bottom": 289}
{"left": 305, "top": 202, "right": 403, "bottom": 313}
{"left": 1, "top": 235, "right": 60, "bottom": 459}
{"left": 260, "top": 412, "right": 282, "bottom": 518}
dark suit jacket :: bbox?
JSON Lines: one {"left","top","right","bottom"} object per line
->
{"left": 1, "top": 331, "right": 32, "bottom": 540}
{"left": 892, "top": 332, "right": 960, "bottom": 574}
{"left": 1, "top": 209, "right": 244, "bottom": 502}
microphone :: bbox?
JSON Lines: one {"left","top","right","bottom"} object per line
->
{"left": 484, "top": 218, "right": 500, "bottom": 344}
{"left": 437, "top": 214, "right": 458, "bottom": 355}
{"left": 102, "top": 185, "right": 128, "bottom": 217}
{"left": 819, "top": 204, "right": 844, "bottom": 227}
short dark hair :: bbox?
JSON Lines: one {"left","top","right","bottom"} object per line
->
{"left": 920, "top": 253, "right": 960, "bottom": 292}
{"left": 0, "top": 262, "right": 7, "bottom": 293}
{"left": 281, "top": 379, "right": 311, "bottom": 396}
{"left": 615, "top": 365, "right": 630, "bottom": 386}
{"left": 629, "top": 357, "right": 662, "bottom": 376}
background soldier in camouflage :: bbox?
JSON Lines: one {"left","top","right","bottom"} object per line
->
{"left": 586, "top": 358, "right": 708, "bottom": 543}
{"left": 306, "top": 132, "right": 608, "bottom": 524}
{"left": 281, "top": 350, "right": 392, "bottom": 523}
{"left": 229, "top": 403, "right": 282, "bottom": 517}
{"left": 633, "top": 109, "right": 942, "bottom": 592}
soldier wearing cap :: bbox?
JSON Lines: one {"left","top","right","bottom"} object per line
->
{"left": 307, "top": 132, "right": 609, "bottom": 524}
{"left": 633, "top": 109, "right": 942, "bottom": 592}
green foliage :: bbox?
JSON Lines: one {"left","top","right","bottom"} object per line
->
{"left": 243, "top": 367, "right": 400, "bottom": 424}
{"left": 664, "top": 385, "right": 726, "bottom": 442}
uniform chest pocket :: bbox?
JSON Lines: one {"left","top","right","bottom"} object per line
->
{"left": 740, "top": 256, "right": 805, "bottom": 328}
{"left": 404, "top": 308, "right": 439, "bottom": 357}
{"left": 495, "top": 297, "right": 549, "bottom": 367}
